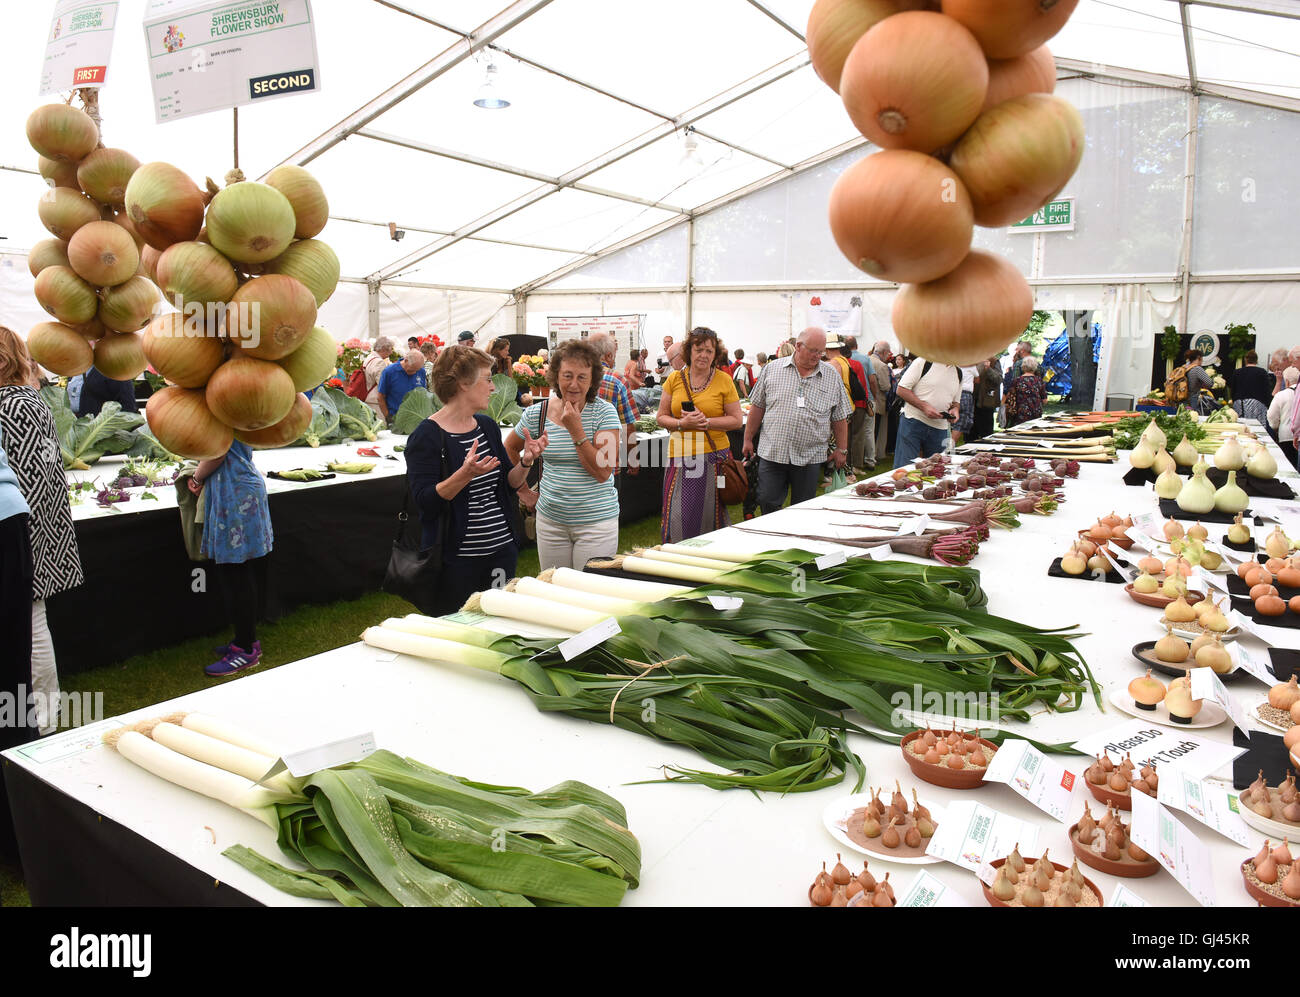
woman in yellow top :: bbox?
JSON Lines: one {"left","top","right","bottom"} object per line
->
{"left": 656, "top": 327, "right": 744, "bottom": 541}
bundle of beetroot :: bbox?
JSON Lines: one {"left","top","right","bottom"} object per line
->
{"left": 740, "top": 523, "right": 986, "bottom": 566}
{"left": 833, "top": 497, "right": 1020, "bottom": 531}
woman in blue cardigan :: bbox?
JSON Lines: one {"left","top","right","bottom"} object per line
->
{"left": 404, "top": 346, "right": 547, "bottom": 615}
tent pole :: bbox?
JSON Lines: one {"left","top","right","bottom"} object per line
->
{"left": 685, "top": 216, "right": 696, "bottom": 335}
{"left": 367, "top": 280, "right": 380, "bottom": 340}
{"left": 1178, "top": 94, "right": 1200, "bottom": 338}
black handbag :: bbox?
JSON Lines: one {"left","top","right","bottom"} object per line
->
{"left": 383, "top": 429, "right": 450, "bottom": 615}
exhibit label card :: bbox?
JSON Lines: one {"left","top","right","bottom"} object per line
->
{"left": 1129, "top": 789, "right": 1217, "bottom": 906}
{"left": 559, "top": 618, "right": 621, "bottom": 661}
{"left": 814, "top": 549, "right": 846, "bottom": 570}
{"left": 1071, "top": 718, "right": 1245, "bottom": 780}
{"left": 1189, "top": 666, "right": 1249, "bottom": 735}
{"left": 898, "top": 869, "right": 970, "bottom": 907}
{"left": 981, "top": 738, "right": 1077, "bottom": 821}
{"left": 1156, "top": 770, "right": 1251, "bottom": 846}
{"left": 1232, "top": 643, "right": 1276, "bottom": 685}
{"left": 925, "top": 800, "right": 1040, "bottom": 873}
{"left": 41, "top": 1, "right": 118, "bottom": 94}
{"left": 1108, "top": 883, "right": 1153, "bottom": 907}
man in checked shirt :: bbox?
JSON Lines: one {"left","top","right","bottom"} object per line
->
{"left": 590, "top": 332, "right": 639, "bottom": 476}
{"left": 742, "top": 327, "right": 851, "bottom": 515}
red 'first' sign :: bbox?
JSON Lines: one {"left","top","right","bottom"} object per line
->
{"left": 74, "top": 66, "right": 107, "bottom": 84}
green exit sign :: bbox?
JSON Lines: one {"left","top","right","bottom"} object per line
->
{"left": 1010, "top": 198, "right": 1075, "bottom": 233}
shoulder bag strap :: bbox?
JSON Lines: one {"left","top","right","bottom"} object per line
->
{"left": 397, "top": 424, "right": 451, "bottom": 545}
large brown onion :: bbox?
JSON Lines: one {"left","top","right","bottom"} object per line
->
{"left": 828, "top": 150, "right": 973, "bottom": 283}
{"left": 93, "top": 332, "right": 148, "bottom": 381}
{"left": 67, "top": 220, "right": 140, "bottom": 287}
{"left": 205, "top": 356, "right": 296, "bottom": 431}
{"left": 38, "top": 156, "right": 81, "bottom": 190}
{"left": 146, "top": 387, "right": 234, "bottom": 460}
{"left": 983, "top": 45, "right": 1057, "bottom": 111}
{"left": 34, "top": 265, "right": 99, "bottom": 325}
{"left": 142, "top": 313, "right": 227, "bottom": 389}
{"left": 77, "top": 148, "right": 141, "bottom": 209}
{"left": 27, "top": 239, "right": 70, "bottom": 278}
{"left": 807, "top": 0, "right": 928, "bottom": 93}
{"left": 236, "top": 393, "right": 314, "bottom": 449}
{"left": 891, "top": 250, "right": 1033, "bottom": 365}
{"left": 99, "top": 276, "right": 161, "bottom": 333}
{"left": 840, "top": 11, "right": 988, "bottom": 152}
{"left": 225, "top": 274, "right": 317, "bottom": 361}
{"left": 37, "top": 187, "right": 102, "bottom": 241}
{"left": 155, "top": 241, "right": 240, "bottom": 310}
{"left": 263, "top": 239, "right": 340, "bottom": 307}
{"left": 948, "top": 93, "right": 1084, "bottom": 227}
{"left": 125, "top": 163, "right": 205, "bottom": 250}
{"left": 941, "top": 0, "right": 1080, "bottom": 60}
{"left": 26, "top": 104, "right": 99, "bottom": 162}
{"left": 205, "top": 182, "right": 296, "bottom": 264}
{"left": 276, "top": 326, "right": 338, "bottom": 393}
{"left": 27, "top": 321, "right": 93, "bottom": 377}
{"left": 264, "top": 165, "right": 330, "bottom": 240}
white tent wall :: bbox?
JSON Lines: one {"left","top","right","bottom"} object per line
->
{"left": 373, "top": 286, "right": 515, "bottom": 347}
{"left": 524, "top": 292, "right": 685, "bottom": 367}
{"left": 315, "top": 282, "right": 370, "bottom": 345}
{"left": 1186, "top": 281, "right": 1300, "bottom": 361}
{"left": 0, "top": 252, "right": 52, "bottom": 335}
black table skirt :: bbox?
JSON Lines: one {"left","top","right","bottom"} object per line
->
{"left": 48, "top": 474, "right": 411, "bottom": 676}
{"left": 51, "top": 440, "right": 672, "bottom": 675}
{"left": 3, "top": 760, "right": 261, "bottom": 906}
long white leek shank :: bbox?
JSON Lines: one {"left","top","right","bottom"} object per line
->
{"left": 111, "top": 731, "right": 281, "bottom": 828}
{"left": 636, "top": 548, "right": 740, "bottom": 571}
{"left": 181, "top": 712, "right": 285, "bottom": 760}
{"left": 363, "top": 625, "right": 508, "bottom": 672}
{"left": 513, "top": 576, "right": 641, "bottom": 615}
{"left": 151, "top": 722, "right": 300, "bottom": 797}
{"left": 549, "top": 566, "right": 687, "bottom": 602}
{"left": 620, "top": 555, "right": 723, "bottom": 584}
{"left": 478, "top": 587, "right": 606, "bottom": 633}
{"left": 657, "top": 543, "right": 760, "bottom": 563}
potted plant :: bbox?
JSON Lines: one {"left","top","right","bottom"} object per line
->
{"left": 1224, "top": 321, "right": 1255, "bottom": 369}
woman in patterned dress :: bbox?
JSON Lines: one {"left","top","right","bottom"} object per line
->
{"left": 188, "top": 437, "right": 273, "bottom": 676}
{"left": 0, "top": 327, "right": 83, "bottom": 736}
{"left": 656, "top": 328, "right": 744, "bottom": 541}
{"left": 1005, "top": 356, "right": 1048, "bottom": 427}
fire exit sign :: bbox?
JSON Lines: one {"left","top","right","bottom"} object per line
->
{"left": 1010, "top": 198, "right": 1075, "bottom": 233}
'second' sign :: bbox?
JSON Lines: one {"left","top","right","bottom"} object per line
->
{"left": 250, "top": 68, "right": 316, "bottom": 98}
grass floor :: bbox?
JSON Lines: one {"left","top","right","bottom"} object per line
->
{"left": 1, "top": 459, "right": 892, "bottom": 906}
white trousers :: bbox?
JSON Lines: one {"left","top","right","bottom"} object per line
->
{"left": 535, "top": 513, "right": 620, "bottom": 572}
{"left": 31, "top": 599, "right": 59, "bottom": 735}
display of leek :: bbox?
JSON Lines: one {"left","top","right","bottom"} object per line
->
{"left": 104, "top": 716, "right": 640, "bottom": 907}
{"left": 364, "top": 551, "right": 1094, "bottom": 792}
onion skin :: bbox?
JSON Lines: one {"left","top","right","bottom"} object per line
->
{"left": 77, "top": 148, "right": 141, "bottom": 209}
{"left": 828, "top": 150, "right": 973, "bottom": 283}
{"left": 983, "top": 45, "right": 1056, "bottom": 111}
{"left": 235, "top": 393, "right": 313, "bottom": 449}
{"left": 941, "top": 0, "right": 1080, "bottom": 60}
{"left": 206, "top": 182, "right": 296, "bottom": 264}
{"left": 841, "top": 11, "right": 988, "bottom": 153}
{"left": 28, "top": 239, "right": 70, "bottom": 278}
{"left": 38, "top": 187, "right": 103, "bottom": 241}
{"left": 264, "top": 165, "right": 330, "bottom": 239}
{"left": 99, "top": 275, "right": 161, "bottom": 332}
{"left": 26, "top": 104, "right": 99, "bottom": 162}
{"left": 807, "top": 0, "right": 929, "bottom": 93}
{"left": 225, "top": 274, "right": 318, "bottom": 361}
{"left": 205, "top": 356, "right": 297, "bottom": 431}
{"left": 263, "top": 239, "right": 340, "bottom": 307}
{"left": 146, "top": 387, "right": 234, "bottom": 460}
{"left": 891, "top": 250, "right": 1033, "bottom": 365}
{"left": 93, "top": 332, "right": 148, "bottom": 381}
{"left": 39, "top": 156, "right": 82, "bottom": 191}
{"left": 125, "top": 162, "right": 205, "bottom": 250}
{"left": 67, "top": 220, "right": 141, "bottom": 287}
{"left": 27, "top": 322, "right": 93, "bottom": 377}
{"left": 34, "top": 265, "right": 99, "bottom": 326}
{"left": 142, "top": 313, "right": 228, "bottom": 389}
{"left": 139, "top": 244, "right": 163, "bottom": 283}
{"left": 112, "top": 210, "right": 147, "bottom": 252}
{"left": 155, "top": 241, "right": 240, "bottom": 309}
{"left": 949, "top": 94, "right": 1084, "bottom": 227}
{"left": 276, "top": 326, "right": 338, "bottom": 393}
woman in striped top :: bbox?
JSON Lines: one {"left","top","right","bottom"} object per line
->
{"left": 405, "top": 346, "right": 547, "bottom": 615}
{"left": 507, "top": 339, "right": 622, "bottom": 571}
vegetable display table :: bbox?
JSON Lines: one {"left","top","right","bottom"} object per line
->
{"left": 9, "top": 428, "right": 1299, "bottom": 907}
